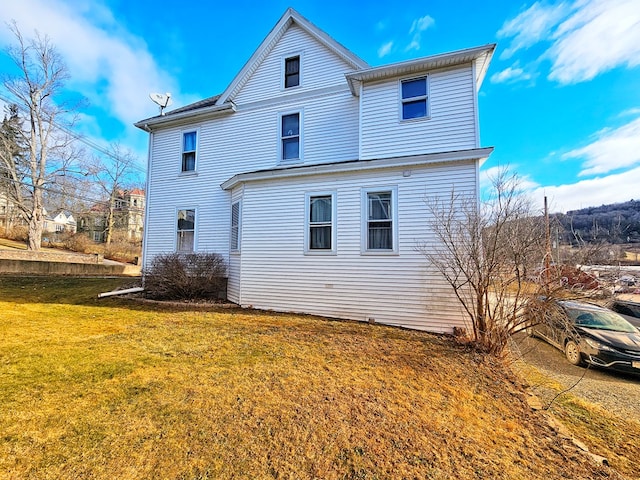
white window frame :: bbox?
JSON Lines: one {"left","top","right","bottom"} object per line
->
{"left": 230, "top": 200, "right": 241, "bottom": 254}
{"left": 361, "top": 186, "right": 398, "bottom": 255}
{"left": 175, "top": 207, "right": 197, "bottom": 253}
{"left": 399, "top": 76, "right": 429, "bottom": 121}
{"left": 281, "top": 52, "right": 303, "bottom": 90}
{"left": 278, "top": 109, "right": 303, "bottom": 163}
{"left": 180, "top": 129, "right": 199, "bottom": 174}
{"left": 304, "top": 191, "right": 337, "bottom": 255}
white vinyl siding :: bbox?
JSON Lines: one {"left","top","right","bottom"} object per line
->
{"left": 236, "top": 161, "right": 477, "bottom": 333}
{"left": 233, "top": 24, "right": 357, "bottom": 105}
{"left": 360, "top": 65, "right": 477, "bottom": 160}
{"left": 143, "top": 92, "right": 358, "bottom": 266}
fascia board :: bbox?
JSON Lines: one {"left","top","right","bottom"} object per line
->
{"left": 134, "top": 104, "right": 235, "bottom": 131}
{"left": 346, "top": 44, "right": 496, "bottom": 96}
{"left": 221, "top": 147, "right": 494, "bottom": 190}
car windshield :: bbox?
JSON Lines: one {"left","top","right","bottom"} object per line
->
{"left": 566, "top": 307, "right": 638, "bottom": 333}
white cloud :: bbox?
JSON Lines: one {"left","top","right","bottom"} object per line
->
{"left": 498, "top": 1, "right": 570, "bottom": 60}
{"left": 563, "top": 117, "right": 640, "bottom": 176}
{"left": 531, "top": 166, "right": 640, "bottom": 213}
{"left": 489, "top": 63, "right": 533, "bottom": 84}
{"left": 497, "top": 0, "right": 640, "bottom": 84}
{"left": 378, "top": 41, "right": 394, "bottom": 58}
{"left": 0, "top": 0, "right": 180, "bottom": 135}
{"left": 547, "top": 0, "right": 640, "bottom": 83}
{"left": 405, "top": 14, "right": 435, "bottom": 52}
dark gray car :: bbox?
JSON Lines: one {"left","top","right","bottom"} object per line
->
{"left": 530, "top": 300, "right": 640, "bottom": 375}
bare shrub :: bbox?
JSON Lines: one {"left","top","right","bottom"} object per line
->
{"left": 7, "top": 225, "right": 28, "bottom": 242}
{"left": 62, "top": 232, "right": 96, "bottom": 254}
{"left": 143, "top": 252, "right": 227, "bottom": 301}
{"left": 103, "top": 236, "right": 141, "bottom": 264}
{"left": 418, "top": 169, "right": 550, "bottom": 356}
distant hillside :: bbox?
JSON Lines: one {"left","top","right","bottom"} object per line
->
{"left": 552, "top": 199, "right": 640, "bottom": 244}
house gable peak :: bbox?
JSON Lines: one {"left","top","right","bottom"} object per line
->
{"left": 215, "top": 7, "right": 369, "bottom": 105}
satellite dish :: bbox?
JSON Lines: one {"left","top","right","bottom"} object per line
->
{"left": 149, "top": 92, "right": 173, "bottom": 115}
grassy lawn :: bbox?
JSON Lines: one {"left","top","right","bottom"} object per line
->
{"left": 0, "top": 277, "right": 633, "bottom": 479}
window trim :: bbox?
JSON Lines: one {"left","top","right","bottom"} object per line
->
{"left": 278, "top": 109, "right": 303, "bottom": 163}
{"left": 230, "top": 200, "right": 241, "bottom": 254}
{"left": 304, "top": 191, "right": 337, "bottom": 255}
{"left": 281, "top": 52, "right": 303, "bottom": 90}
{"left": 361, "top": 186, "right": 398, "bottom": 255}
{"left": 175, "top": 207, "right": 197, "bottom": 253}
{"left": 399, "top": 76, "right": 429, "bottom": 122}
{"left": 180, "top": 129, "right": 199, "bottom": 174}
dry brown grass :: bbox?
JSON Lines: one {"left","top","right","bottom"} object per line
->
{"left": 0, "top": 277, "right": 627, "bottom": 479}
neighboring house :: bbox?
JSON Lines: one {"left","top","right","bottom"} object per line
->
{"left": 135, "top": 8, "right": 494, "bottom": 333}
{"left": 43, "top": 210, "right": 77, "bottom": 235}
{"left": 0, "top": 191, "right": 20, "bottom": 235}
{"left": 78, "top": 189, "right": 145, "bottom": 243}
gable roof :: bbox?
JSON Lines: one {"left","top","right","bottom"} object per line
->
{"left": 215, "top": 7, "right": 369, "bottom": 105}
{"left": 345, "top": 44, "right": 496, "bottom": 96}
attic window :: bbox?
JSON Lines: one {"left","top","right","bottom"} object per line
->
{"left": 284, "top": 56, "right": 300, "bottom": 88}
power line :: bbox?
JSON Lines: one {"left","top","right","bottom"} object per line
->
{"left": 0, "top": 165, "right": 143, "bottom": 211}
{"left": 0, "top": 92, "right": 147, "bottom": 173}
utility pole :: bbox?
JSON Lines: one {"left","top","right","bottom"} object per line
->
{"left": 544, "top": 196, "right": 552, "bottom": 290}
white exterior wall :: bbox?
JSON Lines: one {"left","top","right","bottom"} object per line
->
{"left": 360, "top": 65, "right": 477, "bottom": 160}
{"left": 233, "top": 24, "right": 357, "bottom": 105}
{"left": 143, "top": 90, "right": 358, "bottom": 266}
{"left": 236, "top": 160, "right": 477, "bottom": 332}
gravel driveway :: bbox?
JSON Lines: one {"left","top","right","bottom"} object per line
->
{"left": 510, "top": 333, "right": 640, "bottom": 423}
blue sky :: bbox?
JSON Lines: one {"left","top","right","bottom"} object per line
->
{"left": 0, "top": 0, "right": 638, "bottom": 213}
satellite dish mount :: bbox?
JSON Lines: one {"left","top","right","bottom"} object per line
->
{"left": 149, "top": 92, "right": 173, "bottom": 115}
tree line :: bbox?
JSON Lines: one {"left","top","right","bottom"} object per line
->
{"left": 552, "top": 200, "right": 640, "bottom": 245}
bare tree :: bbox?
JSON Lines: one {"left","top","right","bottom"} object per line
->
{"left": 1, "top": 22, "right": 80, "bottom": 250}
{"left": 418, "top": 169, "right": 550, "bottom": 355}
{"left": 88, "top": 144, "right": 142, "bottom": 245}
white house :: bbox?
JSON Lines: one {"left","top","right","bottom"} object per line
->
{"left": 136, "top": 8, "right": 494, "bottom": 333}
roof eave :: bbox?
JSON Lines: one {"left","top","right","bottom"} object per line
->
{"left": 221, "top": 147, "right": 494, "bottom": 190}
{"left": 346, "top": 43, "right": 496, "bottom": 96}
{"left": 134, "top": 103, "right": 235, "bottom": 131}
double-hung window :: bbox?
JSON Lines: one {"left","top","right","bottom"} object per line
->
{"left": 281, "top": 112, "right": 300, "bottom": 161}
{"left": 182, "top": 131, "right": 197, "bottom": 172}
{"left": 305, "top": 192, "right": 336, "bottom": 254}
{"left": 284, "top": 55, "right": 300, "bottom": 88}
{"left": 177, "top": 209, "right": 195, "bottom": 252}
{"left": 401, "top": 77, "right": 428, "bottom": 120}
{"left": 230, "top": 201, "right": 241, "bottom": 252}
{"left": 363, "top": 188, "right": 397, "bottom": 253}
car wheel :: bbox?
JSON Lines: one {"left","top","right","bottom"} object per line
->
{"left": 565, "top": 340, "right": 584, "bottom": 366}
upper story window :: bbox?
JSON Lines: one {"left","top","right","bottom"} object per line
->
{"left": 177, "top": 208, "right": 195, "bottom": 252}
{"left": 401, "top": 77, "right": 428, "bottom": 120}
{"left": 284, "top": 55, "right": 300, "bottom": 88}
{"left": 306, "top": 192, "right": 336, "bottom": 254}
{"left": 362, "top": 187, "right": 398, "bottom": 254}
{"left": 182, "top": 131, "right": 197, "bottom": 172}
{"left": 281, "top": 112, "right": 301, "bottom": 161}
